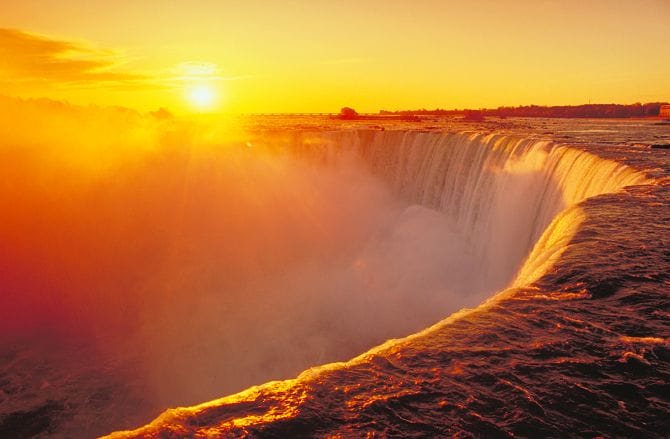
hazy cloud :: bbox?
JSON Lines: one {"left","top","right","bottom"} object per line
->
{"left": 167, "top": 61, "right": 254, "bottom": 84}
{"left": 0, "top": 29, "right": 255, "bottom": 94}
{"left": 0, "top": 28, "right": 145, "bottom": 87}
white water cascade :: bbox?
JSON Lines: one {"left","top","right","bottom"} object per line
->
{"left": 290, "top": 129, "right": 649, "bottom": 295}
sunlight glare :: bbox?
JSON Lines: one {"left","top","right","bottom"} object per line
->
{"left": 187, "top": 84, "right": 217, "bottom": 111}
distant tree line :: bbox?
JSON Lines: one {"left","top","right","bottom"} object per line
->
{"left": 379, "top": 102, "right": 668, "bottom": 118}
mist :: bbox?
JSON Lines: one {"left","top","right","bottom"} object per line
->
{"left": 0, "top": 97, "right": 511, "bottom": 431}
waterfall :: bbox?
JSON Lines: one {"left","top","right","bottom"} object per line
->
{"left": 289, "top": 129, "right": 649, "bottom": 291}
{"left": 105, "top": 128, "right": 659, "bottom": 439}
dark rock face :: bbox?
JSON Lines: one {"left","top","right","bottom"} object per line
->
{"left": 0, "top": 401, "right": 64, "bottom": 438}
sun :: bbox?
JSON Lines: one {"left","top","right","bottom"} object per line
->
{"left": 186, "top": 84, "right": 218, "bottom": 111}
{"left": 176, "top": 62, "right": 223, "bottom": 112}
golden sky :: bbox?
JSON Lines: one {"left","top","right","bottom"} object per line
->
{"left": 1, "top": 0, "right": 669, "bottom": 113}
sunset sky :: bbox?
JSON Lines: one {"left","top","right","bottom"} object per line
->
{"left": 1, "top": 0, "right": 669, "bottom": 114}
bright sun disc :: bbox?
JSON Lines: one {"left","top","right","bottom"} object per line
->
{"left": 187, "top": 85, "right": 217, "bottom": 110}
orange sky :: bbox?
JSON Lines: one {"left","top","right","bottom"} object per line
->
{"left": 1, "top": 0, "right": 669, "bottom": 114}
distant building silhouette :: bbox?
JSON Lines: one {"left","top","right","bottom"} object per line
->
{"left": 660, "top": 105, "right": 670, "bottom": 118}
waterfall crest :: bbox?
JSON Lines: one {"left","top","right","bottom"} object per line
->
{"left": 292, "top": 129, "right": 649, "bottom": 291}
